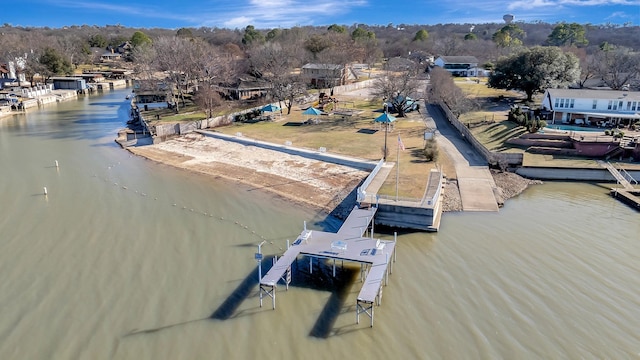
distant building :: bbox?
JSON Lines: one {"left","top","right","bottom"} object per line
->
{"left": 51, "top": 77, "right": 87, "bottom": 91}
{"left": 218, "top": 77, "right": 272, "bottom": 101}
{"left": 433, "top": 56, "right": 480, "bottom": 77}
{"left": 100, "top": 51, "right": 123, "bottom": 62}
{"left": 301, "top": 63, "right": 358, "bottom": 88}
{"left": 0, "top": 64, "right": 13, "bottom": 89}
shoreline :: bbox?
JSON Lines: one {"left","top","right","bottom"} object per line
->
{"left": 125, "top": 132, "right": 369, "bottom": 218}
{"left": 124, "top": 132, "right": 540, "bottom": 216}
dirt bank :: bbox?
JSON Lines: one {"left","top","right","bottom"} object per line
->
{"left": 127, "top": 133, "right": 369, "bottom": 216}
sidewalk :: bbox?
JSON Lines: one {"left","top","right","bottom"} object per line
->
{"left": 424, "top": 104, "right": 499, "bottom": 212}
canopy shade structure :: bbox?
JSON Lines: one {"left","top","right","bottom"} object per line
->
{"left": 374, "top": 112, "right": 397, "bottom": 161}
{"left": 302, "top": 107, "right": 324, "bottom": 115}
{"left": 261, "top": 104, "right": 281, "bottom": 112}
{"left": 374, "top": 113, "right": 397, "bottom": 124}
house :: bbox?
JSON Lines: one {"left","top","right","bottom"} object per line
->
{"left": 0, "top": 64, "right": 13, "bottom": 89}
{"left": 218, "top": 77, "right": 272, "bottom": 101}
{"left": 134, "top": 90, "right": 169, "bottom": 109}
{"left": 79, "top": 73, "right": 106, "bottom": 84}
{"left": 433, "top": 56, "right": 480, "bottom": 77}
{"left": 301, "top": 63, "right": 357, "bottom": 88}
{"left": 541, "top": 88, "right": 640, "bottom": 127}
{"left": 100, "top": 51, "right": 123, "bottom": 62}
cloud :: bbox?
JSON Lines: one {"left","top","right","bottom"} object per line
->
{"left": 508, "top": 0, "right": 640, "bottom": 10}
{"left": 199, "top": 0, "right": 368, "bottom": 29}
{"left": 605, "top": 11, "right": 632, "bottom": 19}
{"left": 224, "top": 16, "right": 255, "bottom": 29}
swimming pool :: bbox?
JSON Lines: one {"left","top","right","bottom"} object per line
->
{"left": 543, "top": 124, "right": 604, "bottom": 132}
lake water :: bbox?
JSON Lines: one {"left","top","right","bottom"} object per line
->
{"left": 1, "top": 89, "right": 638, "bottom": 359}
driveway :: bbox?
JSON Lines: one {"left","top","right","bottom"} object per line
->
{"left": 424, "top": 104, "right": 499, "bottom": 212}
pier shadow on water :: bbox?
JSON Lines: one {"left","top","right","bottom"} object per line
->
{"left": 302, "top": 265, "right": 359, "bottom": 338}
{"left": 210, "top": 255, "right": 275, "bottom": 320}
{"left": 210, "top": 253, "right": 360, "bottom": 338}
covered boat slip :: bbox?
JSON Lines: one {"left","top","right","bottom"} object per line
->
{"left": 258, "top": 205, "right": 397, "bottom": 326}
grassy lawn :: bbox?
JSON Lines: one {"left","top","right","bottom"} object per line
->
{"left": 470, "top": 120, "right": 528, "bottom": 152}
{"left": 456, "top": 80, "right": 531, "bottom": 153}
{"left": 215, "top": 100, "right": 438, "bottom": 198}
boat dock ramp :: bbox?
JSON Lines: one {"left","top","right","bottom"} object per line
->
{"left": 258, "top": 205, "right": 397, "bottom": 327}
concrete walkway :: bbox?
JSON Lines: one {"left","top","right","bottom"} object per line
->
{"left": 424, "top": 104, "right": 499, "bottom": 212}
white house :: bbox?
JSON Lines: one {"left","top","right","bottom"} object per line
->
{"left": 433, "top": 56, "right": 479, "bottom": 77}
{"left": 541, "top": 88, "right": 640, "bottom": 126}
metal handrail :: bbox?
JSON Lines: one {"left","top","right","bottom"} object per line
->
{"left": 617, "top": 166, "right": 638, "bottom": 185}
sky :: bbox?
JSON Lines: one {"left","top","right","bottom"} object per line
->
{"left": 10, "top": 0, "right": 640, "bottom": 29}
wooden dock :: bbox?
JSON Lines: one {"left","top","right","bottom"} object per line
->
{"left": 258, "top": 205, "right": 397, "bottom": 327}
{"left": 610, "top": 188, "right": 640, "bottom": 210}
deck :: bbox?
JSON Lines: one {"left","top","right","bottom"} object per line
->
{"left": 258, "top": 205, "right": 396, "bottom": 327}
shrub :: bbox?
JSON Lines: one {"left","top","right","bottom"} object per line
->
{"left": 324, "top": 102, "right": 334, "bottom": 112}
{"left": 422, "top": 138, "right": 439, "bottom": 162}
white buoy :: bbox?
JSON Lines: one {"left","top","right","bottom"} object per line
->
{"left": 43, "top": 187, "right": 48, "bottom": 195}
{"left": 55, "top": 160, "right": 59, "bottom": 168}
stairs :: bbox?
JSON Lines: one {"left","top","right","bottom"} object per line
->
{"left": 619, "top": 136, "right": 636, "bottom": 149}
{"left": 597, "top": 160, "right": 637, "bottom": 190}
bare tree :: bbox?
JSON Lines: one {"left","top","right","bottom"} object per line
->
{"left": 153, "top": 36, "right": 218, "bottom": 111}
{"left": 372, "top": 69, "right": 421, "bottom": 117}
{"left": 565, "top": 47, "right": 598, "bottom": 88}
{"left": 429, "top": 67, "right": 476, "bottom": 116}
{"left": 193, "top": 85, "right": 223, "bottom": 118}
{"left": 594, "top": 46, "right": 640, "bottom": 90}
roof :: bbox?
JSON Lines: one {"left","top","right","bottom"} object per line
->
{"left": 50, "top": 77, "right": 84, "bottom": 81}
{"left": 302, "top": 63, "right": 344, "bottom": 70}
{"left": 437, "top": 56, "right": 479, "bottom": 64}
{"left": 546, "top": 88, "right": 640, "bottom": 102}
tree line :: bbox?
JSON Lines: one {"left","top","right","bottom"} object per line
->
{"left": 1, "top": 21, "right": 638, "bottom": 117}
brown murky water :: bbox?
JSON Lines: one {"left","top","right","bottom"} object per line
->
{"left": 1, "top": 89, "right": 638, "bottom": 359}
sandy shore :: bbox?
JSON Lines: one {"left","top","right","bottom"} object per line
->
{"left": 127, "top": 132, "right": 369, "bottom": 215}
{"left": 127, "top": 132, "right": 540, "bottom": 215}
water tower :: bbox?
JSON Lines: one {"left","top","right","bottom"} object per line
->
{"left": 503, "top": 14, "right": 514, "bottom": 24}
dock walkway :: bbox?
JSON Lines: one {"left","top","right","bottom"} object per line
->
{"left": 259, "top": 205, "right": 396, "bottom": 327}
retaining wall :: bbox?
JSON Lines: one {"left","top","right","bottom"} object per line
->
{"left": 435, "top": 101, "right": 524, "bottom": 166}
{"left": 196, "top": 130, "right": 378, "bottom": 170}
{"left": 516, "top": 167, "right": 640, "bottom": 181}
{"left": 375, "top": 203, "right": 439, "bottom": 232}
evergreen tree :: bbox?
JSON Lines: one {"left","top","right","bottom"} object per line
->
{"left": 489, "top": 46, "right": 580, "bottom": 101}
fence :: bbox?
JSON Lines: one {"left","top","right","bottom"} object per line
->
{"left": 332, "top": 79, "right": 377, "bottom": 95}
{"left": 435, "top": 101, "right": 523, "bottom": 166}
{"left": 356, "top": 158, "right": 385, "bottom": 203}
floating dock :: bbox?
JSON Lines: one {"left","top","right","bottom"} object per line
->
{"left": 258, "top": 205, "right": 396, "bottom": 327}
{"left": 610, "top": 188, "right": 640, "bottom": 210}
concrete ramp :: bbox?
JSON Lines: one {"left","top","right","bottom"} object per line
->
{"left": 425, "top": 104, "right": 499, "bottom": 212}
{"left": 457, "top": 167, "right": 499, "bottom": 212}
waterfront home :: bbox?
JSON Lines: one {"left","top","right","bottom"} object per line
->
{"left": 218, "top": 77, "right": 272, "bottom": 101}
{"left": 433, "top": 56, "right": 480, "bottom": 77}
{"left": 541, "top": 88, "right": 640, "bottom": 127}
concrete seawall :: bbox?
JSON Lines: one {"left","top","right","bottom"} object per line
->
{"left": 516, "top": 167, "right": 640, "bottom": 182}
{"left": 196, "top": 130, "right": 378, "bottom": 170}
